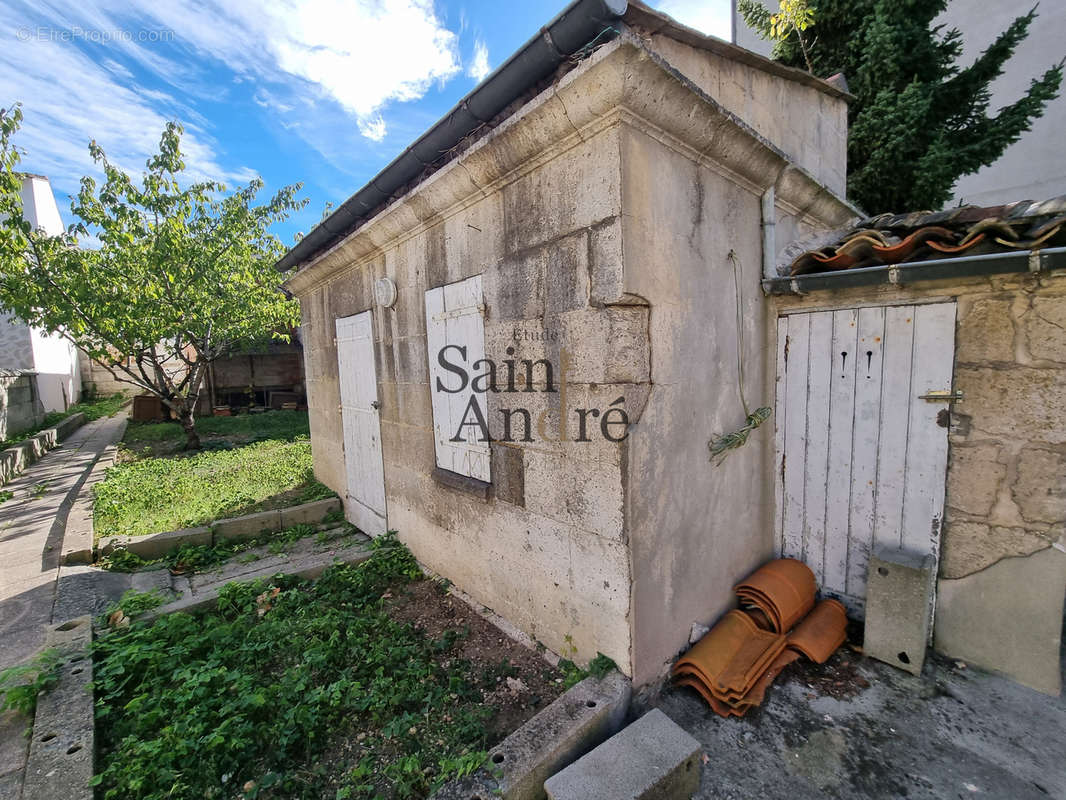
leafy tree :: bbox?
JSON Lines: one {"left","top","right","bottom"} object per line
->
{"left": 0, "top": 105, "right": 305, "bottom": 449}
{"left": 738, "top": 0, "right": 1063, "bottom": 213}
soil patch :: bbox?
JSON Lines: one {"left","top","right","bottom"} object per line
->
{"left": 386, "top": 580, "right": 565, "bottom": 739}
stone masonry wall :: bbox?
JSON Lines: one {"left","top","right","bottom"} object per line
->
{"left": 943, "top": 278, "right": 1066, "bottom": 577}
{"left": 296, "top": 122, "right": 643, "bottom": 672}
{"left": 773, "top": 271, "right": 1066, "bottom": 581}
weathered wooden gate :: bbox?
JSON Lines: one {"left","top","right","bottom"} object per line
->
{"left": 335, "top": 311, "right": 387, "bottom": 536}
{"left": 774, "top": 302, "right": 957, "bottom": 612}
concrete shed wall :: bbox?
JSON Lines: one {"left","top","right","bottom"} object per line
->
{"left": 289, "top": 36, "right": 856, "bottom": 684}
{"left": 619, "top": 123, "right": 776, "bottom": 687}
{"left": 641, "top": 33, "right": 849, "bottom": 198}
{"left": 298, "top": 123, "right": 637, "bottom": 672}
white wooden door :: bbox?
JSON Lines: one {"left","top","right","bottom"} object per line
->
{"left": 424, "top": 275, "right": 491, "bottom": 482}
{"left": 774, "top": 302, "right": 956, "bottom": 612}
{"left": 336, "top": 311, "right": 387, "bottom": 537}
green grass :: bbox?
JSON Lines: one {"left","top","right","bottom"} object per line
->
{"left": 90, "top": 535, "right": 491, "bottom": 800}
{"left": 0, "top": 392, "right": 127, "bottom": 448}
{"left": 123, "top": 410, "right": 310, "bottom": 448}
{"left": 94, "top": 412, "right": 333, "bottom": 540}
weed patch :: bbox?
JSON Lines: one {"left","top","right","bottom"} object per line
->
{"left": 91, "top": 534, "right": 535, "bottom": 799}
{"left": 0, "top": 650, "right": 60, "bottom": 717}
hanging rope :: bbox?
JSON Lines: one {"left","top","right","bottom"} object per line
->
{"left": 709, "top": 250, "right": 772, "bottom": 466}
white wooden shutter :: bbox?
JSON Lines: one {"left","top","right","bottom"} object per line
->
{"left": 425, "top": 274, "right": 491, "bottom": 482}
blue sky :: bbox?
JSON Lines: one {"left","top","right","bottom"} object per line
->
{"left": 1, "top": 0, "right": 732, "bottom": 249}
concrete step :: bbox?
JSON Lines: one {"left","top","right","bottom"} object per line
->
{"left": 544, "top": 708, "right": 701, "bottom": 800}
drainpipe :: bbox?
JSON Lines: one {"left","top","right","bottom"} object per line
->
{"left": 760, "top": 186, "right": 776, "bottom": 281}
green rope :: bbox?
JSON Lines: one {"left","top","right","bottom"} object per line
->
{"left": 708, "top": 250, "right": 772, "bottom": 466}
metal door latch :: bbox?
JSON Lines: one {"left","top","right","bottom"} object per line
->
{"left": 370, "top": 400, "right": 381, "bottom": 410}
{"left": 918, "top": 390, "right": 964, "bottom": 402}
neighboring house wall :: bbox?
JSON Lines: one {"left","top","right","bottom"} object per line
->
{"left": 288, "top": 36, "right": 853, "bottom": 683}
{"left": 29, "top": 327, "right": 80, "bottom": 411}
{"left": 938, "top": 1, "right": 1066, "bottom": 206}
{"left": 0, "top": 371, "right": 44, "bottom": 440}
{"left": 78, "top": 354, "right": 132, "bottom": 396}
{"left": 731, "top": 1, "right": 1066, "bottom": 207}
{"left": 771, "top": 272, "right": 1066, "bottom": 694}
{"left": 0, "top": 176, "right": 81, "bottom": 411}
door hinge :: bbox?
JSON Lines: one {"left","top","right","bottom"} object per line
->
{"left": 918, "top": 390, "right": 963, "bottom": 403}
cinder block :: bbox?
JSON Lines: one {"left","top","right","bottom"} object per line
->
{"left": 544, "top": 709, "right": 701, "bottom": 800}
{"left": 101, "top": 526, "right": 212, "bottom": 559}
{"left": 279, "top": 498, "right": 341, "bottom": 528}
{"left": 213, "top": 509, "right": 282, "bottom": 542}
{"left": 434, "top": 671, "right": 632, "bottom": 800}
{"left": 863, "top": 547, "right": 935, "bottom": 675}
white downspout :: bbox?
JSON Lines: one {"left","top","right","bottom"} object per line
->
{"left": 761, "top": 186, "right": 776, "bottom": 281}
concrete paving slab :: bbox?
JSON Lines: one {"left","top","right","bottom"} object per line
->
{"left": 545, "top": 708, "right": 700, "bottom": 800}
{"left": 864, "top": 548, "right": 934, "bottom": 676}
{"left": 659, "top": 640, "right": 1066, "bottom": 799}
{"left": 0, "top": 414, "right": 127, "bottom": 792}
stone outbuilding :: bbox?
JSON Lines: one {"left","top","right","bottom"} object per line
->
{"left": 281, "top": 0, "right": 1065, "bottom": 694}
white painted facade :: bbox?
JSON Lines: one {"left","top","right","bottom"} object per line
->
{"left": 731, "top": 0, "right": 1066, "bottom": 206}
{"left": 0, "top": 176, "right": 80, "bottom": 412}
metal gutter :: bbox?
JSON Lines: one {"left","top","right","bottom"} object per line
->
{"left": 277, "top": 0, "right": 628, "bottom": 273}
{"left": 762, "top": 247, "right": 1066, "bottom": 295}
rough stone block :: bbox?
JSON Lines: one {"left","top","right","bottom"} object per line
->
{"left": 491, "top": 443, "right": 525, "bottom": 507}
{"left": 487, "top": 247, "right": 547, "bottom": 320}
{"left": 213, "top": 510, "right": 282, "bottom": 542}
{"left": 434, "top": 671, "right": 631, "bottom": 800}
{"left": 935, "top": 547, "right": 1065, "bottom": 695}
{"left": 278, "top": 498, "right": 341, "bottom": 528}
{"left": 590, "top": 217, "right": 624, "bottom": 306}
{"left": 1024, "top": 296, "right": 1066, "bottom": 362}
{"left": 544, "top": 708, "right": 701, "bottom": 800}
{"left": 957, "top": 297, "right": 1015, "bottom": 363}
{"left": 946, "top": 444, "right": 1005, "bottom": 517}
{"left": 1012, "top": 446, "right": 1066, "bottom": 524}
{"left": 101, "top": 526, "right": 212, "bottom": 560}
{"left": 544, "top": 231, "right": 590, "bottom": 314}
{"left": 863, "top": 547, "right": 934, "bottom": 675}
{"left": 954, "top": 367, "right": 1066, "bottom": 444}
{"left": 940, "top": 521, "right": 1051, "bottom": 579}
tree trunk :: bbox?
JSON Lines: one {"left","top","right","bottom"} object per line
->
{"left": 177, "top": 406, "right": 200, "bottom": 451}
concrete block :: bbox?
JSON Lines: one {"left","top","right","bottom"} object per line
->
{"left": 544, "top": 708, "right": 701, "bottom": 800}
{"left": 23, "top": 617, "right": 93, "bottom": 800}
{"left": 101, "top": 526, "right": 212, "bottom": 560}
{"left": 434, "top": 671, "right": 631, "bottom": 800}
{"left": 53, "top": 412, "right": 86, "bottom": 441}
{"left": 278, "top": 497, "right": 341, "bottom": 528}
{"left": 212, "top": 509, "right": 282, "bottom": 542}
{"left": 863, "top": 547, "right": 935, "bottom": 675}
{"left": 935, "top": 547, "right": 1065, "bottom": 695}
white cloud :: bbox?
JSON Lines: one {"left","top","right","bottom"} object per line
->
{"left": 0, "top": 24, "right": 253, "bottom": 198}
{"left": 2, "top": 0, "right": 468, "bottom": 201}
{"left": 125, "top": 0, "right": 462, "bottom": 138}
{"left": 358, "top": 115, "right": 387, "bottom": 142}
{"left": 467, "top": 39, "right": 490, "bottom": 82}
{"left": 654, "top": 0, "right": 733, "bottom": 40}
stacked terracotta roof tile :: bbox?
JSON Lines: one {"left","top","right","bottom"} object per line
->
{"left": 788, "top": 195, "right": 1066, "bottom": 276}
{"left": 673, "top": 559, "right": 847, "bottom": 717}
